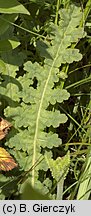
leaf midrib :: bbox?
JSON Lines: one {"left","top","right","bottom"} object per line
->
{"left": 31, "top": 8, "right": 78, "bottom": 186}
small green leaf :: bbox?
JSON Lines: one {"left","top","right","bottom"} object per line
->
{"left": 0, "top": 39, "right": 20, "bottom": 52}
{"left": 0, "top": 59, "right": 6, "bottom": 73}
{"left": 45, "top": 151, "right": 70, "bottom": 181}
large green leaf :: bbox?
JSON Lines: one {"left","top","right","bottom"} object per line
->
{"left": 4, "top": 5, "right": 84, "bottom": 193}
{"left": 0, "top": 14, "right": 17, "bottom": 36}
{"left": 0, "top": 0, "right": 30, "bottom": 14}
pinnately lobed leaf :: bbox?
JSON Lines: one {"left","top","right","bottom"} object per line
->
{"left": 4, "top": 5, "right": 84, "bottom": 192}
{"left": 45, "top": 151, "right": 70, "bottom": 182}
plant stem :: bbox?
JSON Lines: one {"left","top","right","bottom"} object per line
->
{"left": 55, "top": 0, "right": 61, "bottom": 25}
{"left": 80, "top": 0, "right": 91, "bottom": 27}
{"left": 56, "top": 178, "right": 64, "bottom": 200}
